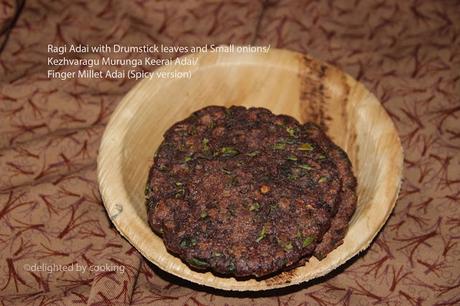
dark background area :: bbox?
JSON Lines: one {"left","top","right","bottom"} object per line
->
{"left": 0, "top": 0, "right": 459, "bottom": 305}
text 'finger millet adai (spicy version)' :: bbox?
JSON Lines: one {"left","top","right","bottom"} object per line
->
{"left": 145, "top": 105, "right": 357, "bottom": 278}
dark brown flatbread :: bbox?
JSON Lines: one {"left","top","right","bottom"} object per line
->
{"left": 145, "top": 105, "right": 356, "bottom": 277}
{"left": 303, "top": 123, "right": 357, "bottom": 259}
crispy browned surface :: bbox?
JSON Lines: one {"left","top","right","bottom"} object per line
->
{"left": 146, "top": 105, "right": 356, "bottom": 277}
{"left": 303, "top": 123, "right": 357, "bottom": 258}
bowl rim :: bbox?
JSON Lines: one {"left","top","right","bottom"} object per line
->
{"left": 97, "top": 48, "right": 404, "bottom": 291}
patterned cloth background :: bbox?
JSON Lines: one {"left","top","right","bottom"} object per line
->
{"left": 0, "top": 0, "right": 459, "bottom": 305}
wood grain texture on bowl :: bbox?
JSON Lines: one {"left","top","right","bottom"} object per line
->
{"left": 97, "top": 48, "right": 403, "bottom": 291}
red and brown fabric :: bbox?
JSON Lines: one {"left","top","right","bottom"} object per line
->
{"left": 0, "top": 0, "right": 459, "bottom": 305}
